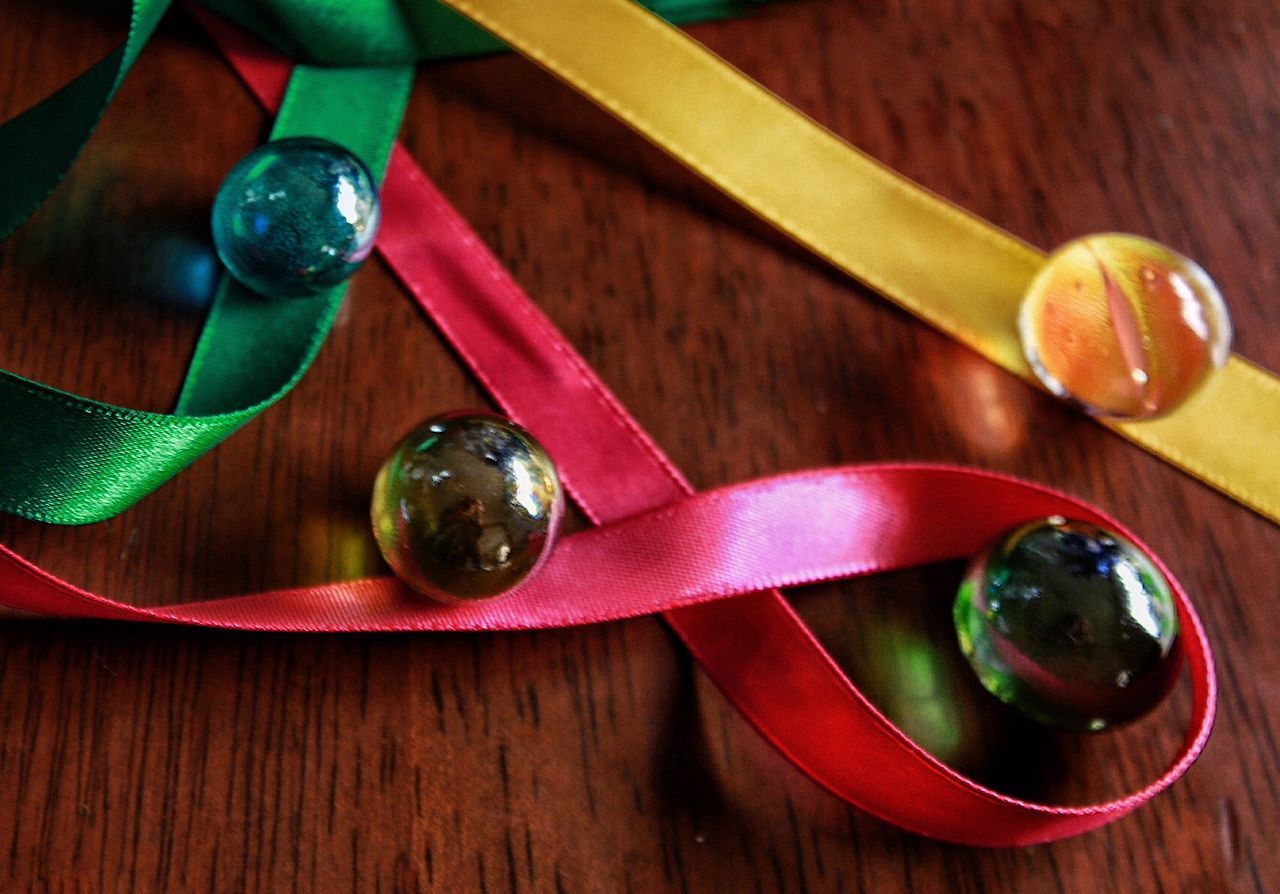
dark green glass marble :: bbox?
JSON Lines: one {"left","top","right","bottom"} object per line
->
{"left": 954, "top": 517, "right": 1181, "bottom": 731}
{"left": 211, "top": 137, "right": 380, "bottom": 298}
{"left": 371, "top": 412, "right": 564, "bottom": 602}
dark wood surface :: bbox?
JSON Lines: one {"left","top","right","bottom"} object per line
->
{"left": 2, "top": 1, "right": 1278, "bottom": 891}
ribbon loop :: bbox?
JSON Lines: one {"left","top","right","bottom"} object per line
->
{"left": 0, "top": 461, "right": 1216, "bottom": 845}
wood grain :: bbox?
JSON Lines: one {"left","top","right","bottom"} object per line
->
{"left": 1, "top": 1, "right": 1278, "bottom": 891}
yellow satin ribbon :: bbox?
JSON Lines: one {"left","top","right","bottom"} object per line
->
{"left": 434, "top": 0, "right": 1280, "bottom": 525}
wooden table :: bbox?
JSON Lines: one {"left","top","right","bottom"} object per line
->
{"left": 2, "top": 2, "right": 1277, "bottom": 891}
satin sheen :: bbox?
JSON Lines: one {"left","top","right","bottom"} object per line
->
{"left": 0, "top": 465, "right": 1216, "bottom": 845}
{"left": 0, "top": 0, "right": 1276, "bottom": 526}
{"left": 425, "top": 0, "right": 1280, "bottom": 526}
{"left": 0, "top": 16, "right": 1216, "bottom": 847}
{"left": 0, "top": 55, "right": 413, "bottom": 523}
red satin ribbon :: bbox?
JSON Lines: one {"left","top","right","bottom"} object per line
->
{"left": 0, "top": 13, "right": 1216, "bottom": 846}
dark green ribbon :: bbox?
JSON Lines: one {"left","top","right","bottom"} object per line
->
{"left": 0, "top": 0, "right": 763, "bottom": 524}
{"left": 0, "top": 1, "right": 412, "bottom": 523}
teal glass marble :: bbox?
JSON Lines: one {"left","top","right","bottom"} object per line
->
{"left": 211, "top": 137, "right": 380, "bottom": 298}
{"left": 371, "top": 412, "right": 564, "bottom": 602}
{"left": 954, "top": 517, "right": 1181, "bottom": 731}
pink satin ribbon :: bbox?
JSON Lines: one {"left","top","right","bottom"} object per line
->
{"left": 0, "top": 13, "right": 1216, "bottom": 846}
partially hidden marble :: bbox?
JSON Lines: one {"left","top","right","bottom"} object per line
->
{"left": 954, "top": 516, "right": 1181, "bottom": 731}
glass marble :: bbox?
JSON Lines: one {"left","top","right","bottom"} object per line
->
{"left": 953, "top": 516, "right": 1181, "bottom": 731}
{"left": 1019, "top": 233, "right": 1231, "bottom": 419}
{"left": 371, "top": 412, "right": 564, "bottom": 602}
{"left": 211, "top": 137, "right": 380, "bottom": 298}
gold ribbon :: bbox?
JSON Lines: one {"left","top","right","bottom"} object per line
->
{"left": 434, "top": 0, "right": 1280, "bottom": 525}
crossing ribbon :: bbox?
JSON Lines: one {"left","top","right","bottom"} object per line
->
{"left": 427, "top": 0, "right": 1280, "bottom": 526}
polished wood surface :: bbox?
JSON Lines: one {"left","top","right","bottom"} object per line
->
{"left": 2, "top": 2, "right": 1278, "bottom": 891}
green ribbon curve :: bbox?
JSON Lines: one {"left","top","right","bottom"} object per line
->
{"left": 0, "top": 0, "right": 763, "bottom": 525}
{"left": 0, "top": 0, "right": 412, "bottom": 524}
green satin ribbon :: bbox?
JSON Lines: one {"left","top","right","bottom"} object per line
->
{"left": 0, "top": 0, "right": 763, "bottom": 525}
{"left": 0, "top": 0, "right": 412, "bottom": 523}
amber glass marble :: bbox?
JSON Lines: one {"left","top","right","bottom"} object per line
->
{"left": 1019, "top": 234, "right": 1231, "bottom": 418}
{"left": 371, "top": 413, "right": 564, "bottom": 601}
{"left": 954, "top": 517, "right": 1181, "bottom": 731}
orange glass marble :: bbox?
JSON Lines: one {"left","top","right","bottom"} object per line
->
{"left": 1019, "top": 234, "right": 1232, "bottom": 419}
